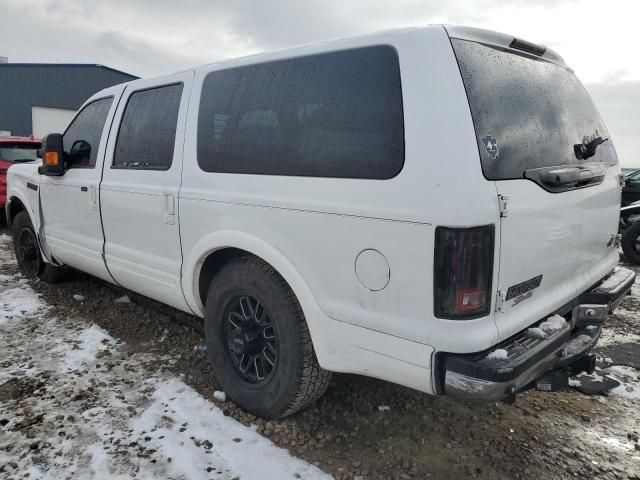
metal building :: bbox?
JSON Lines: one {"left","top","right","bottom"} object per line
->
{"left": 0, "top": 63, "right": 137, "bottom": 137}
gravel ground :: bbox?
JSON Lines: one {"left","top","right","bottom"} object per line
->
{"left": 1, "top": 229, "right": 640, "bottom": 480}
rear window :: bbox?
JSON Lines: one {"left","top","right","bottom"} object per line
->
{"left": 452, "top": 39, "right": 617, "bottom": 180}
{"left": 197, "top": 45, "right": 404, "bottom": 179}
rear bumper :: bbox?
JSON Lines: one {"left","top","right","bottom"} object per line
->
{"left": 440, "top": 266, "right": 636, "bottom": 402}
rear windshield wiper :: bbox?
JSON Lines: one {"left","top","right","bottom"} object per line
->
{"left": 574, "top": 135, "right": 608, "bottom": 160}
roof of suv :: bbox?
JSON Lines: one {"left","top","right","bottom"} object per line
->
{"left": 89, "top": 25, "right": 566, "bottom": 101}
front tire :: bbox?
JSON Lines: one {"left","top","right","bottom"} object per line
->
{"left": 11, "top": 211, "right": 67, "bottom": 283}
{"left": 204, "top": 255, "right": 331, "bottom": 418}
{"left": 622, "top": 221, "right": 640, "bottom": 266}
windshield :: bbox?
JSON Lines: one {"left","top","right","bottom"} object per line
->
{"left": 0, "top": 144, "right": 39, "bottom": 163}
{"left": 451, "top": 39, "right": 617, "bottom": 180}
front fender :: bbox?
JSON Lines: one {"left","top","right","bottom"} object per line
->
{"left": 6, "top": 192, "right": 38, "bottom": 234}
{"left": 7, "top": 169, "right": 57, "bottom": 265}
{"left": 6, "top": 192, "right": 56, "bottom": 265}
{"left": 7, "top": 187, "right": 37, "bottom": 231}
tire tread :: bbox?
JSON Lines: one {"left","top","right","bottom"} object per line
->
{"left": 209, "top": 255, "right": 331, "bottom": 418}
{"left": 622, "top": 221, "right": 640, "bottom": 266}
{"left": 12, "top": 211, "right": 68, "bottom": 283}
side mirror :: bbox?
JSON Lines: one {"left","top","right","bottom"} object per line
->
{"left": 38, "top": 133, "right": 65, "bottom": 176}
{"left": 68, "top": 140, "right": 91, "bottom": 167}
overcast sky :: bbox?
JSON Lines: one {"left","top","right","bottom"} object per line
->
{"left": 1, "top": 0, "right": 638, "bottom": 166}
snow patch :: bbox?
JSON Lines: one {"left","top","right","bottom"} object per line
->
{"left": 527, "top": 315, "right": 568, "bottom": 340}
{"left": 0, "top": 284, "right": 47, "bottom": 324}
{"left": 539, "top": 314, "right": 567, "bottom": 333}
{"left": 132, "top": 378, "right": 331, "bottom": 480}
{"left": 597, "top": 330, "right": 640, "bottom": 347}
{"left": 486, "top": 349, "right": 509, "bottom": 361}
{"left": 601, "top": 436, "right": 636, "bottom": 451}
{"left": 597, "top": 267, "right": 632, "bottom": 291}
{"left": 608, "top": 365, "right": 640, "bottom": 400}
{"left": 0, "top": 268, "right": 331, "bottom": 479}
{"left": 575, "top": 371, "right": 604, "bottom": 383}
{"left": 213, "top": 390, "right": 226, "bottom": 402}
{"left": 61, "top": 324, "right": 115, "bottom": 372}
{"left": 563, "top": 335, "right": 592, "bottom": 356}
{"left": 527, "top": 327, "right": 546, "bottom": 339}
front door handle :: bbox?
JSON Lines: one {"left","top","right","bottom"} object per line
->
{"left": 79, "top": 186, "right": 96, "bottom": 212}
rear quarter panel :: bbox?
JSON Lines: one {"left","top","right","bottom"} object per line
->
{"left": 179, "top": 27, "right": 501, "bottom": 354}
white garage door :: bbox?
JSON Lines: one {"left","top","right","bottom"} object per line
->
{"left": 31, "top": 106, "right": 77, "bottom": 137}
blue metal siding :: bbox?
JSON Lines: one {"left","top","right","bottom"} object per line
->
{"left": 0, "top": 64, "right": 137, "bottom": 136}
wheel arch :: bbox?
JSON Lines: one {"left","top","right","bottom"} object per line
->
{"left": 7, "top": 194, "right": 35, "bottom": 231}
{"left": 183, "top": 231, "right": 331, "bottom": 365}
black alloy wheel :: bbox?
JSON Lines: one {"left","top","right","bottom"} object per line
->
{"left": 11, "top": 211, "right": 68, "bottom": 283}
{"left": 204, "top": 255, "right": 331, "bottom": 418}
{"left": 17, "top": 226, "right": 41, "bottom": 277}
{"left": 223, "top": 294, "right": 279, "bottom": 384}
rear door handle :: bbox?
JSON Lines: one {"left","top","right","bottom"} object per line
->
{"left": 81, "top": 186, "right": 88, "bottom": 192}
{"left": 163, "top": 193, "right": 175, "bottom": 225}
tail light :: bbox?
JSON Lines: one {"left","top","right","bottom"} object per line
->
{"left": 434, "top": 225, "right": 495, "bottom": 319}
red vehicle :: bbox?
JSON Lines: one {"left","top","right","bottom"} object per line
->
{"left": 0, "top": 136, "right": 41, "bottom": 221}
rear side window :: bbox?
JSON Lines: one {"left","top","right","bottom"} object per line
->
{"left": 197, "top": 46, "right": 404, "bottom": 179}
{"left": 113, "top": 83, "right": 183, "bottom": 170}
{"left": 452, "top": 39, "right": 616, "bottom": 180}
{"left": 63, "top": 97, "right": 113, "bottom": 168}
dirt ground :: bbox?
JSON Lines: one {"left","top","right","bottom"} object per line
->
{"left": 1, "top": 229, "right": 640, "bottom": 480}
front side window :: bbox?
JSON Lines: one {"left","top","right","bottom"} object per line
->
{"left": 63, "top": 97, "right": 113, "bottom": 168}
{"left": 113, "top": 83, "right": 183, "bottom": 170}
{"left": 197, "top": 45, "right": 404, "bottom": 179}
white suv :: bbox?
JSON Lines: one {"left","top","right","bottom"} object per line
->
{"left": 6, "top": 25, "right": 634, "bottom": 418}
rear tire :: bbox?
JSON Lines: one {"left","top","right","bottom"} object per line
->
{"left": 11, "top": 211, "right": 67, "bottom": 283}
{"left": 622, "top": 221, "right": 640, "bottom": 266}
{"left": 204, "top": 255, "right": 331, "bottom": 418}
